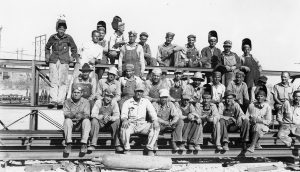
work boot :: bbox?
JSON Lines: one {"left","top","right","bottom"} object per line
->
{"left": 172, "top": 141, "right": 179, "bottom": 151}
{"left": 247, "top": 146, "right": 255, "bottom": 153}
{"left": 57, "top": 102, "right": 63, "bottom": 109}
{"left": 194, "top": 144, "right": 202, "bottom": 151}
{"left": 148, "top": 150, "right": 155, "bottom": 156}
{"left": 153, "top": 141, "right": 159, "bottom": 151}
{"left": 80, "top": 144, "right": 88, "bottom": 153}
{"left": 87, "top": 145, "right": 96, "bottom": 151}
{"left": 255, "top": 142, "right": 262, "bottom": 149}
{"left": 216, "top": 145, "right": 223, "bottom": 151}
{"left": 242, "top": 142, "right": 248, "bottom": 151}
{"left": 178, "top": 144, "right": 186, "bottom": 151}
{"left": 115, "top": 146, "right": 123, "bottom": 152}
{"left": 247, "top": 132, "right": 259, "bottom": 153}
{"left": 64, "top": 144, "right": 72, "bottom": 154}
{"left": 48, "top": 102, "right": 56, "bottom": 109}
{"left": 188, "top": 144, "right": 195, "bottom": 151}
{"left": 223, "top": 142, "right": 229, "bottom": 151}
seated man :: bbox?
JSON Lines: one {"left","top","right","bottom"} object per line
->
{"left": 63, "top": 85, "right": 91, "bottom": 154}
{"left": 277, "top": 90, "right": 300, "bottom": 149}
{"left": 210, "top": 71, "right": 225, "bottom": 106}
{"left": 184, "top": 72, "right": 205, "bottom": 103}
{"left": 182, "top": 34, "right": 201, "bottom": 67}
{"left": 227, "top": 71, "right": 249, "bottom": 112}
{"left": 152, "top": 89, "right": 184, "bottom": 150}
{"left": 108, "top": 21, "right": 126, "bottom": 64}
{"left": 120, "top": 84, "right": 160, "bottom": 155}
{"left": 180, "top": 94, "right": 202, "bottom": 151}
{"left": 96, "top": 66, "right": 121, "bottom": 103}
{"left": 246, "top": 88, "right": 272, "bottom": 153}
{"left": 89, "top": 89, "right": 122, "bottom": 152}
{"left": 218, "top": 90, "right": 250, "bottom": 151}
{"left": 250, "top": 76, "right": 272, "bottom": 104}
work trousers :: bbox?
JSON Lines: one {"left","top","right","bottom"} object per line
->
{"left": 120, "top": 121, "right": 160, "bottom": 150}
{"left": 64, "top": 118, "right": 91, "bottom": 144}
{"left": 251, "top": 123, "right": 269, "bottom": 138}
{"left": 160, "top": 119, "right": 184, "bottom": 142}
{"left": 278, "top": 124, "right": 300, "bottom": 146}
{"left": 90, "top": 118, "right": 121, "bottom": 146}
{"left": 49, "top": 60, "right": 69, "bottom": 103}
{"left": 218, "top": 118, "right": 250, "bottom": 144}
{"left": 182, "top": 120, "right": 203, "bottom": 145}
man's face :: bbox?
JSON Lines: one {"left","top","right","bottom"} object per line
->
{"left": 212, "top": 74, "right": 221, "bottom": 84}
{"left": 256, "top": 93, "right": 266, "bottom": 103}
{"left": 125, "top": 70, "right": 134, "bottom": 78}
{"left": 160, "top": 96, "right": 168, "bottom": 105}
{"left": 134, "top": 90, "right": 144, "bottom": 100}
{"left": 92, "top": 32, "right": 100, "bottom": 43}
{"left": 129, "top": 35, "right": 137, "bottom": 44}
{"left": 281, "top": 72, "right": 290, "bottom": 84}
{"left": 174, "top": 73, "right": 182, "bottom": 81}
{"left": 223, "top": 46, "right": 231, "bottom": 53}
{"left": 118, "top": 26, "right": 125, "bottom": 33}
{"left": 294, "top": 92, "right": 300, "bottom": 104}
{"left": 139, "top": 36, "right": 148, "bottom": 44}
{"left": 107, "top": 73, "right": 116, "bottom": 82}
{"left": 71, "top": 90, "right": 82, "bottom": 100}
{"left": 103, "top": 95, "right": 112, "bottom": 104}
{"left": 82, "top": 71, "right": 90, "bottom": 79}
{"left": 152, "top": 74, "right": 161, "bottom": 83}
{"left": 57, "top": 27, "right": 66, "bottom": 37}
{"left": 193, "top": 79, "right": 202, "bottom": 87}
{"left": 225, "top": 95, "right": 234, "bottom": 105}
{"left": 209, "top": 38, "right": 217, "bottom": 47}
{"left": 182, "top": 99, "right": 189, "bottom": 106}
{"left": 188, "top": 38, "right": 195, "bottom": 46}
{"left": 99, "top": 30, "right": 106, "bottom": 40}
{"left": 243, "top": 45, "right": 251, "bottom": 56}
{"left": 235, "top": 74, "right": 243, "bottom": 84}
{"left": 202, "top": 95, "right": 212, "bottom": 105}
{"left": 165, "top": 36, "right": 173, "bottom": 44}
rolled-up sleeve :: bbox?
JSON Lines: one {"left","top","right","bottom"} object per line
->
{"left": 91, "top": 99, "right": 102, "bottom": 119}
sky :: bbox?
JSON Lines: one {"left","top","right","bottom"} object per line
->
{"left": 0, "top": 0, "right": 300, "bottom": 71}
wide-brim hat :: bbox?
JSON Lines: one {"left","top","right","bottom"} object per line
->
{"left": 191, "top": 72, "right": 204, "bottom": 81}
{"left": 107, "top": 67, "right": 118, "bottom": 76}
{"left": 174, "top": 69, "right": 183, "bottom": 74}
{"left": 104, "top": 89, "right": 114, "bottom": 97}
{"left": 224, "top": 90, "right": 236, "bottom": 98}
{"left": 79, "top": 63, "right": 93, "bottom": 72}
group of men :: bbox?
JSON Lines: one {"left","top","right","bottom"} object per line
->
{"left": 45, "top": 16, "right": 300, "bottom": 155}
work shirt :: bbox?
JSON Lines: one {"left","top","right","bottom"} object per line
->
{"left": 99, "top": 39, "right": 109, "bottom": 54}
{"left": 80, "top": 41, "right": 103, "bottom": 65}
{"left": 63, "top": 97, "right": 90, "bottom": 120}
{"left": 138, "top": 42, "right": 152, "bottom": 59}
{"left": 119, "top": 76, "right": 143, "bottom": 87}
{"left": 182, "top": 44, "right": 200, "bottom": 63}
{"left": 184, "top": 84, "right": 204, "bottom": 103}
{"left": 108, "top": 32, "right": 126, "bottom": 52}
{"left": 210, "top": 82, "right": 226, "bottom": 103}
{"left": 273, "top": 82, "right": 295, "bottom": 102}
{"left": 91, "top": 98, "right": 120, "bottom": 121}
{"left": 45, "top": 33, "right": 78, "bottom": 64}
{"left": 218, "top": 102, "right": 245, "bottom": 124}
{"left": 152, "top": 101, "right": 179, "bottom": 121}
{"left": 121, "top": 97, "right": 158, "bottom": 122}
{"left": 194, "top": 103, "right": 219, "bottom": 121}
{"left": 180, "top": 103, "right": 198, "bottom": 118}
{"left": 72, "top": 76, "right": 97, "bottom": 100}
{"left": 227, "top": 81, "right": 249, "bottom": 105}
{"left": 246, "top": 102, "right": 272, "bottom": 126}
{"left": 157, "top": 43, "right": 183, "bottom": 66}
{"left": 96, "top": 79, "right": 121, "bottom": 102}
{"left": 200, "top": 46, "right": 222, "bottom": 68}
{"left": 277, "top": 101, "right": 300, "bottom": 125}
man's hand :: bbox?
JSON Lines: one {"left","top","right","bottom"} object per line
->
{"left": 188, "top": 114, "right": 194, "bottom": 121}
{"left": 225, "top": 65, "right": 231, "bottom": 71}
{"left": 153, "top": 120, "right": 160, "bottom": 130}
{"left": 196, "top": 118, "right": 201, "bottom": 124}
{"left": 121, "top": 119, "right": 130, "bottom": 129}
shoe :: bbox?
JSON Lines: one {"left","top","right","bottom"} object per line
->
{"left": 287, "top": 140, "right": 295, "bottom": 149}
{"left": 255, "top": 142, "right": 263, "bottom": 149}
{"left": 188, "top": 144, "right": 195, "bottom": 151}
{"left": 57, "top": 103, "right": 63, "bottom": 109}
{"left": 64, "top": 144, "right": 72, "bottom": 154}
{"left": 80, "top": 144, "right": 88, "bottom": 153}
{"left": 172, "top": 142, "right": 179, "bottom": 151}
{"left": 87, "top": 145, "right": 96, "bottom": 151}
{"left": 148, "top": 151, "right": 155, "bottom": 156}
{"left": 123, "top": 150, "right": 130, "bottom": 154}
{"left": 247, "top": 146, "right": 255, "bottom": 153}
{"left": 194, "top": 145, "right": 202, "bottom": 151}
{"left": 223, "top": 143, "right": 229, "bottom": 151}
{"left": 178, "top": 144, "right": 187, "bottom": 151}
{"left": 48, "top": 102, "right": 56, "bottom": 109}
{"left": 153, "top": 141, "right": 159, "bottom": 151}
{"left": 216, "top": 145, "right": 223, "bottom": 151}
{"left": 242, "top": 142, "right": 248, "bottom": 151}
{"left": 115, "top": 146, "right": 124, "bottom": 152}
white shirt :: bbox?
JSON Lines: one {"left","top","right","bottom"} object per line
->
{"left": 211, "top": 83, "right": 226, "bottom": 103}
{"left": 80, "top": 41, "right": 103, "bottom": 65}
{"left": 119, "top": 76, "right": 143, "bottom": 87}
{"left": 109, "top": 32, "right": 127, "bottom": 51}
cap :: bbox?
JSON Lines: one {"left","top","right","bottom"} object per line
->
{"left": 242, "top": 38, "right": 252, "bottom": 50}
{"left": 140, "top": 32, "right": 149, "bottom": 37}
{"left": 159, "top": 89, "right": 170, "bottom": 97}
{"left": 56, "top": 19, "right": 67, "bottom": 30}
{"left": 187, "top": 34, "right": 196, "bottom": 39}
{"left": 224, "top": 90, "right": 236, "bottom": 98}
{"left": 125, "top": 64, "right": 134, "bottom": 71}
{"left": 72, "top": 84, "right": 83, "bottom": 92}
{"left": 135, "top": 84, "right": 145, "bottom": 91}
{"left": 79, "top": 63, "right": 93, "bottom": 72}
{"left": 104, "top": 89, "right": 114, "bottom": 97}
{"left": 258, "top": 75, "right": 268, "bottom": 83}
{"left": 174, "top": 69, "right": 183, "bottom": 74}
{"left": 128, "top": 30, "right": 137, "bottom": 36}
{"left": 166, "top": 32, "right": 175, "bottom": 38}
{"left": 223, "top": 40, "right": 232, "bottom": 47}
{"left": 107, "top": 67, "right": 118, "bottom": 76}
{"left": 152, "top": 68, "right": 162, "bottom": 75}
{"left": 191, "top": 72, "right": 204, "bottom": 81}
{"left": 236, "top": 70, "right": 245, "bottom": 77}
{"left": 208, "top": 30, "right": 218, "bottom": 42}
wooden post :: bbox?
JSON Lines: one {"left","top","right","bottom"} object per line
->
{"left": 30, "top": 60, "right": 36, "bottom": 106}
{"left": 29, "top": 110, "right": 38, "bottom": 130}
{"left": 35, "top": 66, "right": 40, "bottom": 105}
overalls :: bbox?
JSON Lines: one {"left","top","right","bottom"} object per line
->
{"left": 122, "top": 45, "right": 141, "bottom": 76}
{"left": 119, "top": 78, "right": 137, "bottom": 109}
{"left": 224, "top": 54, "right": 237, "bottom": 87}
{"left": 186, "top": 46, "right": 200, "bottom": 67}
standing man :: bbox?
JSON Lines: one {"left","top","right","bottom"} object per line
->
{"left": 89, "top": 89, "right": 122, "bottom": 152}
{"left": 183, "top": 34, "right": 201, "bottom": 67}
{"left": 157, "top": 32, "right": 184, "bottom": 67}
{"left": 96, "top": 21, "right": 110, "bottom": 80}
{"left": 201, "top": 30, "right": 222, "bottom": 68}
{"left": 118, "top": 31, "right": 145, "bottom": 77}
{"left": 63, "top": 85, "right": 91, "bottom": 154}
{"left": 152, "top": 89, "right": 184, "bottom": 150}
{"left": 108, "top": 22, "right": 126, "bottom": 64}
{"left": 45, "top": 19, "right": 78, "bottom": 109}
{"left": 120, "top": 84, "right": 160, "bottom": 155}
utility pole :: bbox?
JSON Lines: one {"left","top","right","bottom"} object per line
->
{"left": 0, "top": 26, "right": 2, "bottom": 52}
{"left": 16, "top": 49, "right": 19, "bottom": 59}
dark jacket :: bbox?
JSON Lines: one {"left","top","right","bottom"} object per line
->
{"left": 45, "top": 33, "right": 78, "bottom": 64}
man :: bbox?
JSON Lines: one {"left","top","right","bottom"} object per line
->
{"left": 277, "top": 90, "right": 300, "bottom": 149}
{"left": 201, "top": 30, "right": 222, "bottom": 68}
{"left": 218, "top": 40, "right": 241, "bottom": 87}
{"left": 108, "top": 22, "right": 126, "bottom": 64}
{"left": 169, "top": 69, "right": 187, "bottom": 102}
{"left": 184, "top": 72, "right": 205, "bottom": 103}
{"left": 63, "top": 85, "right": 91, "bottom": 154}
{"left": 250, "top": 76, "right": 272, "bottom": 104}
{"left": 138, "top": 32, "right": 157, "bottom": 66}
{"left": 152, "top": 89, "right": 184, "bottom": 150}
{"left": 180, "top": 94, "right": 202, "bottom": 150}
{"left": 246, "top": 88, "right": 272, "bottom": 153}
{"left": 89, "top": 89, "right": 122, "bottom": 152}
{"left": 118, "top": 31, "right": 145, "bottom": 77}
{"left": 45, "top": 19, "right": 78, "bottom": 109}
{"left": 217, "top": 90, "right": 250, "bottom": 151}
{"left": 120, "top": 84, "right": 160, "bottom": 155}
{"left": 227, "top": 71, "right": 250, "bottom": 112}
{"left": 96, "top": 21, "right": 110, "bottom": 80}
{"left": 70, "top": 63, "right": 97, "bottom": 108}
{"left": 96, "top": 67, "right": 121, "bottom": 103}
{"left": 157, "top": 32, "right": 184, "bottom": 67}
{"left": 119, "top": 64, "right": 144, "bottom": 109}
{"left": 210, "top": 71, "right": 225, "bottom": 106}
{"left": 183, "top": 34, "right": 201, "bottom": 67}
{"left": 144, "top": 68, "right": 169, "bottom": 103}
